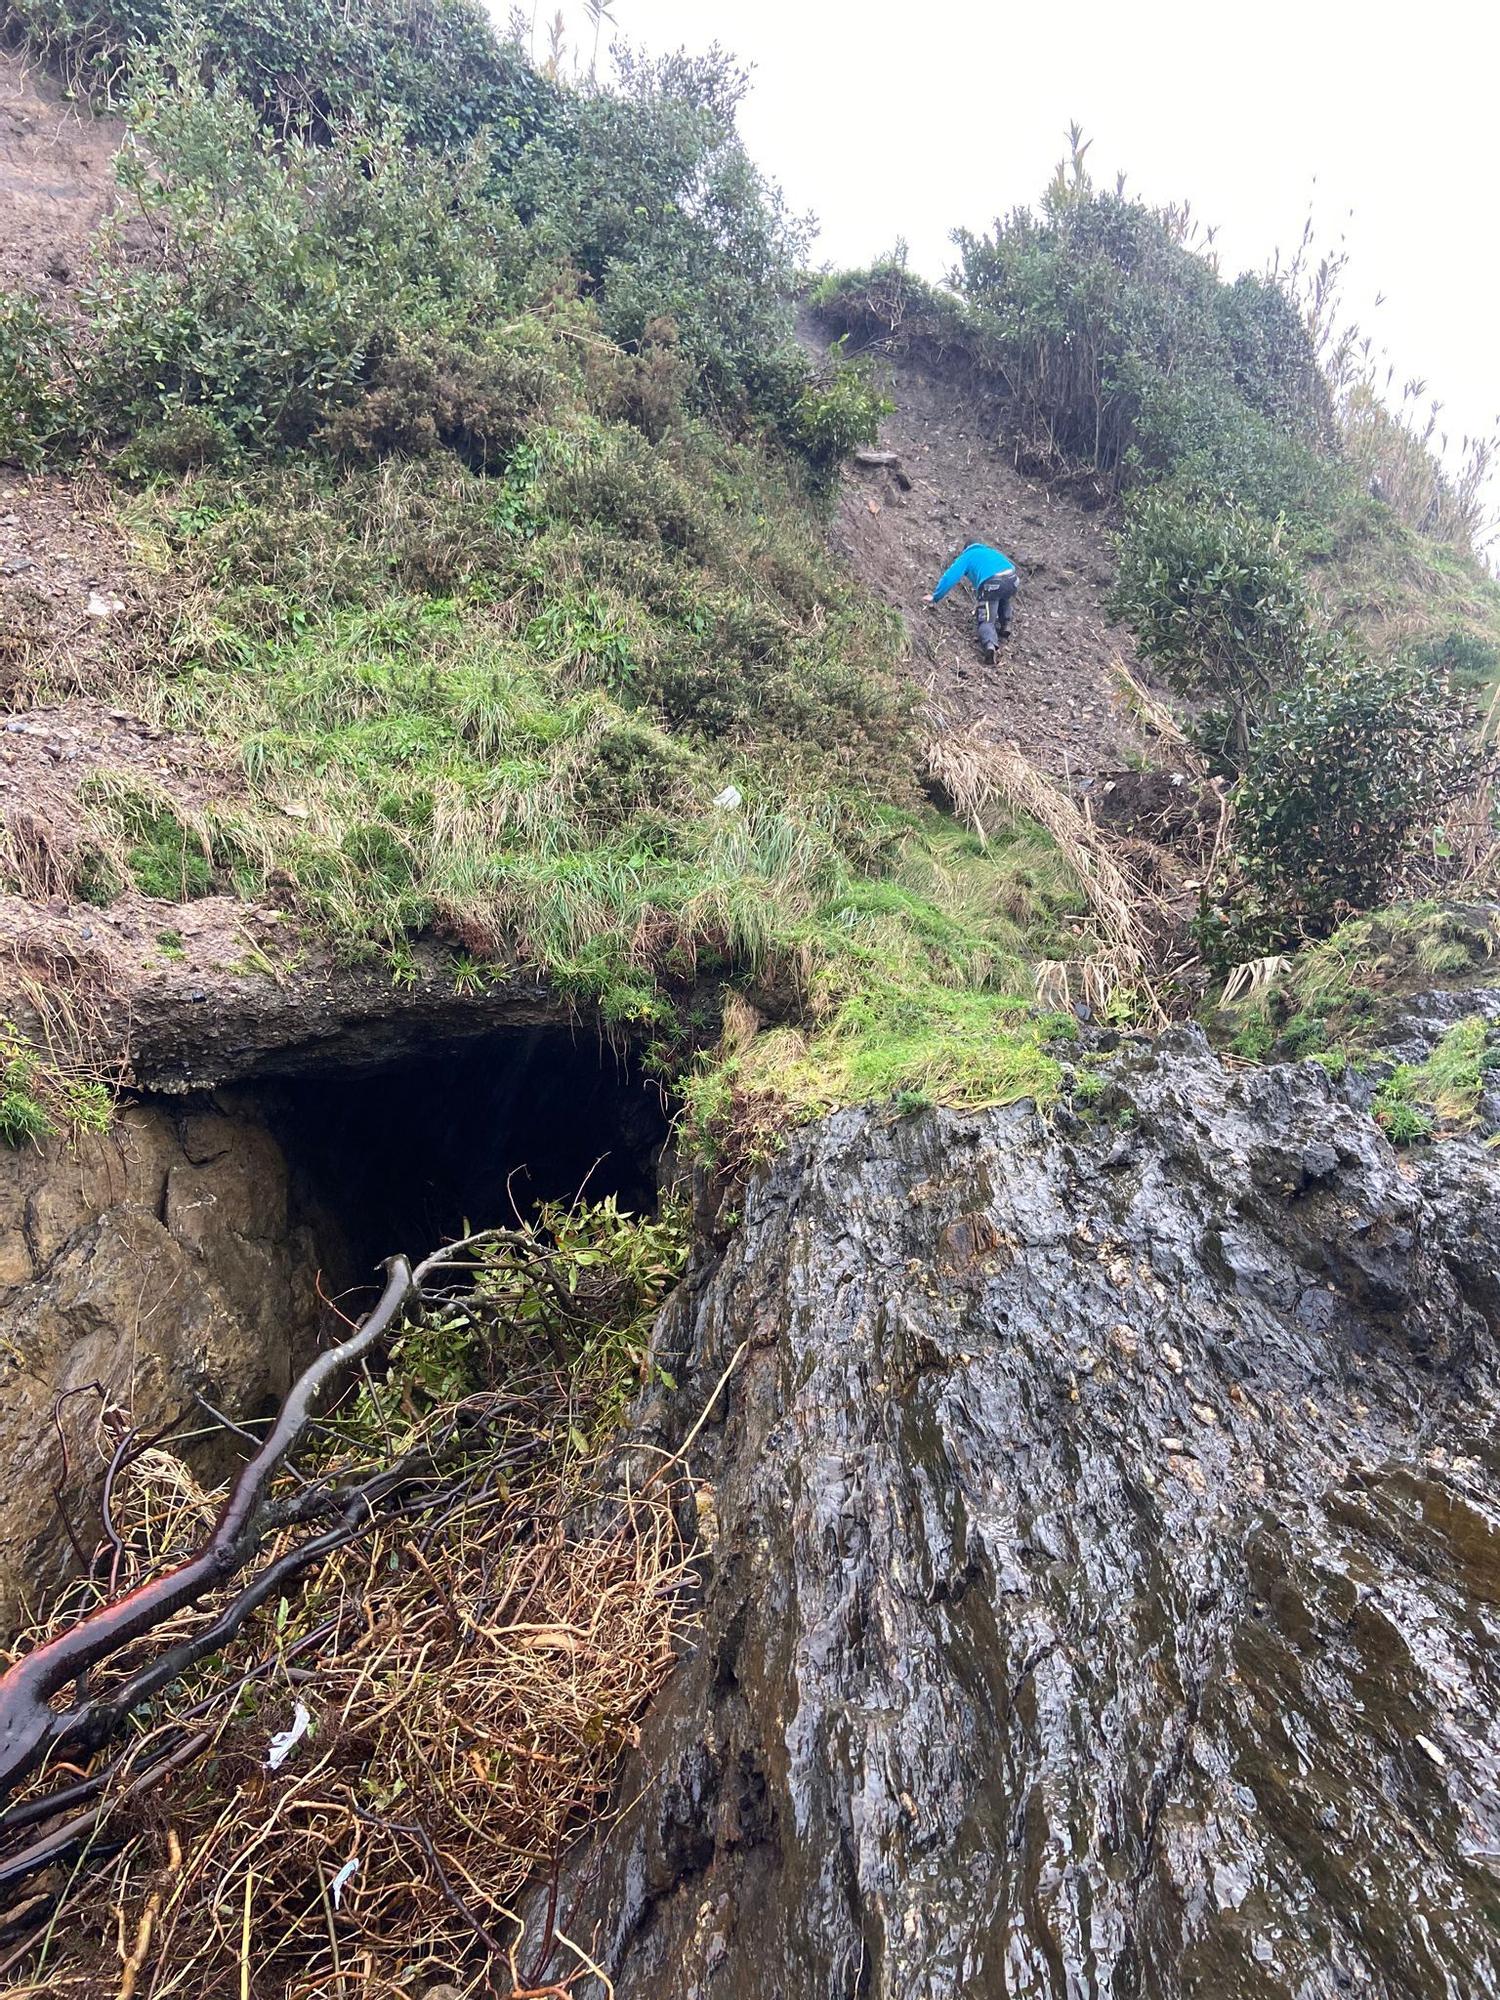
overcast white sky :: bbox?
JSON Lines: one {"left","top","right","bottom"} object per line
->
{"left": 527, "top": 0, "right": 1499, "bottom": 496}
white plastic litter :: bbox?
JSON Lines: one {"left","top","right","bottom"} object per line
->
{"left": 713, "top": 784, "right": 742, "bottom": 810}
{"left": 329, "top": 1856, "right": 360, "bottom": 1908}
{"left": 266, "top": 1700, "right": 312, "bottom": 1771}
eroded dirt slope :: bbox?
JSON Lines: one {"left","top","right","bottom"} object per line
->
{"left": 818, "top": 328, "right": 1150, "bottom": 776}
{"left": 0, "top": 49, "right": 132, "bottom": 305}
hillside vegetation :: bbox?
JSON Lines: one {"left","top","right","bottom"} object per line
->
{"left": 818, "top": 134, "right": 1500, "bottom": 958}
{"left": 0, "top": 6, "right": 1095, "bottom": 1139}
{"left": 1, "top": 12, "right": 1495, "bottom": 1142}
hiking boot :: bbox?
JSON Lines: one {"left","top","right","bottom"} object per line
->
{"left": 982, "top": 643, "right": 998, "bottom": 664}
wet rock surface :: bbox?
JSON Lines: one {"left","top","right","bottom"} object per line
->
{"left": 538, "top": 1029, "right": 1499, "bottom": 1998}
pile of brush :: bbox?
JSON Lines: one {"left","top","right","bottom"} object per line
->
{"left": 0, "top": 1209, "right": 694, "bottom": 1998}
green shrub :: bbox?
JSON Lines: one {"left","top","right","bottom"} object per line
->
{"left": 779, "top": 349, "right": 892, "bottom": 490}
{"left": 949, "top": 136, "right": 1330, "bottom": 490}
{"left": 0, "top": 290, "right": 71, "bottom": 466}
{"left": 318, "top": 331, "right": 560, "bottom": 471}
{"left": 66, "top": 57, "right": 538, "bottom": 457}
{"left": 3, "top": 0, "right": 561, "bottom": 152}
{"left": 1112, "top": 489, "right": 1322, "bottom": 760}
{"left": 1235, "top": 648, "right": 1482, "bottom": 925}
{"left": 514, "top": 45, "right": 810, "bottom": 425}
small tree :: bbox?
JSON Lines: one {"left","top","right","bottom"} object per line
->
{"left": 1235, "top": 645, "right": 1482, "bottom": 925}
{"left": 1112, "top": 489, "right": 1319, "bottom": 761}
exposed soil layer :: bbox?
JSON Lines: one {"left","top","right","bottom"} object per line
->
{"left": 533, "top": 1028, "right": 1500, "bottom": 2000}
{"left": 812, "top": 318, "right": 1151, "bottom": 776}
{"left": 0, "top": 473, "right": 158, "bottom": 698}
{"left": 0, "top": 50, "right": 132, "bottom": 307}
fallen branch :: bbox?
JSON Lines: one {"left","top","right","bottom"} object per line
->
{"left": 0, "top": 1255, "right": 417, "bottom": 1802}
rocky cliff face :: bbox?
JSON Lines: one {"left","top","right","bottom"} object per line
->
{"left": 536, "top": 1030, "right": 1500, "bottom": 1999}
{"left": 0, "top": 1101, "right": 328, "bottom": 1627}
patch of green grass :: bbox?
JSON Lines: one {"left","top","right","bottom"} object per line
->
{"left": 1278, "top": 1013, "right": 1327, "bottom": 1059}
{"left": 1372, "top": 1014, "right": 1491, "bottom": 1142}
{"left": 1071, "top": 1065, "right": 1107, "bottom": 1108}
{"left": 0, "top": 1024, "right": 114, "bottom": 1146}
{"left": 0, "top": 1085, "right": 53, "bottom": 1146}
{"left": 1308, "top": 1047, "right": 1349, "bottom": 1079}
{"left": 59, "top": 443, "right": 1089, "bottom": 1143}
{"left": 1374, "top": 1096, "right": 1434, "bottom": 1145}
{"left": 1230, "top": 1015, "right": 1275, "bottom": 1062}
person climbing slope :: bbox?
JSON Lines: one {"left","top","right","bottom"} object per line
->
{"left": 925, "top": 540, "right": 1018, "bottom": 662}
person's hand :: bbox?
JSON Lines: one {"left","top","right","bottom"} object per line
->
{"left": 923, "top": 593, "right": 935, "bottom": 607}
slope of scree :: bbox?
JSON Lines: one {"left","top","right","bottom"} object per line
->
{"left": 812, "top": 319, "right": 1150, "bottom": 775}
{"left": 528, "top": 1029, "right": 1500, "bottom": 1999}
{"left": 0, "top": 51, "right": 134, "bottom": 306}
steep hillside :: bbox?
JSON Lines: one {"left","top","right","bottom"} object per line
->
{"left": 813, "top": 321, "right": 1148, "bottom": 774}
{"left": 0, "top": 16, "right": 1497, "bottom": 1999}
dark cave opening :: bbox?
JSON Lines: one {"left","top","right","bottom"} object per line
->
{"left": 252, "top": 1026, "right": 672, "bottom": 1287}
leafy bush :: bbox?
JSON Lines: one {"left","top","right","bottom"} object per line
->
{"left": 949, "top": 137, "right": 1331, "bottom": 495}
{"left": 0, "top": 291, "right": 71, "bottom": 466}
{"left": 779, "top": 349, "right": 892, "bottom": 490}
{"left": 1112, "top": 489, "right": 1322, "bottom": 759}
{"left": 62, "top": 56, "right": 543, "bottom": 457}
{"left": 512, "top": 45, "right": 810, "bottom": 425}
{"left": 1235, "top": 648, "right": 1482, "bottom": 923}
{"left": 2, "top": 0, "right": 561, "bottom": 152}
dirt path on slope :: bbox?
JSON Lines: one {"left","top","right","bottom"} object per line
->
{"left": 817, "top": 336, "right": 1150, "bottom": 777}
{"left": 0, "top": 49, "right": 135, "bottom": 306}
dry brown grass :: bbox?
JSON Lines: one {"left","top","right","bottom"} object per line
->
{"left": 1107, "top": 655, "right": 1207, "bottom": 778}
{"left": 926, "top": 730, "right": 1171, "bottom": 1012}
{"left": 0, "top": 1334, "right": 694, "bottom": 1997}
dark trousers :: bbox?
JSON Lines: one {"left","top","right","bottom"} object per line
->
{"left": 976, "top": 571, "right": 1017, "bottom": 652}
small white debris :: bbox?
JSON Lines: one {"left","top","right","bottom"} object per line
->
{"left": 1160, "top": 1342, "right": 1184, "bottom": 1374}
{"left": 712, "top": 784, "right": 743, "bottom": 810}
{"left": 329, "top": 1855, "right": 360, "bottom": 1907}
{"left": 1415, "top": 1734, "right": 1448, "bottom": 1770}
{"left": 266, "top": 1700, "right": 312, "bottom": 1771}
{"left": 86, "top": 589, "right": 126, "bottom": 618}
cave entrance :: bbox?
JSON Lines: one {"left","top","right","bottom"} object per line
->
{"left": 253, "top": 1026, "right": 671, "bottom": 1287}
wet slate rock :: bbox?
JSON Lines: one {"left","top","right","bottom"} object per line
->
{"left": 534, "top": 1029, "right": 1500, "bottom": 2000}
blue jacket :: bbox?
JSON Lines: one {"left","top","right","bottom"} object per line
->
{"left": 931, "top": 543, "right": 1014, "bottom": 602}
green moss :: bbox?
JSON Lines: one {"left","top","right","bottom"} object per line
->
{"left": 112, "top": 801, "right": 217, "bottom": 901}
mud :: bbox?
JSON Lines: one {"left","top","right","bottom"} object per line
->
{"left": 0, "top": 51, "right": 132, "bottom": 308}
